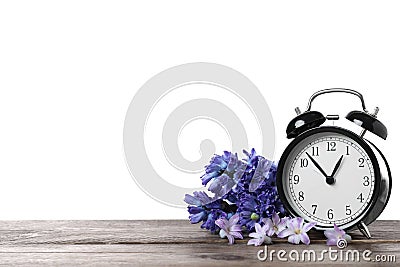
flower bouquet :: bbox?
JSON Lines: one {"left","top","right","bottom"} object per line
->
{"left": 184, "top": 149, "right": 351, "bottom": 246}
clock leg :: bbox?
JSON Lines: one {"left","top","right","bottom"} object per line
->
{"left": 357, "top": 221, "right": 371, "bottom": 239}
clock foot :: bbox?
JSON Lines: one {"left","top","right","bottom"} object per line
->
{"left": 357, "top": 221, "right": 371, "bottom": 239}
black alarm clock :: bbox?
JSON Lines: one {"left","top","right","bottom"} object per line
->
{"left": 276, "top": 88, "right": 391, "bottom": 238}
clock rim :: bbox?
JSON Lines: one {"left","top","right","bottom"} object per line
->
{"left": 276, "top": 126, "right": 382, "bottom": 230}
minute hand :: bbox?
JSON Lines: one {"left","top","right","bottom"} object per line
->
{"left": 305, "top": 152, "right": 329, "bottom": 178}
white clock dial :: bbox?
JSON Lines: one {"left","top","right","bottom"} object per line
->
{"left": 282, "top": 131, "right": 376, "bottom": 227}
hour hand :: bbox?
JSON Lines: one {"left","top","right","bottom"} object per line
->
{"left": 305, "top": 152, "right": 329, "bottom": 178}
{"left": 330, "top": 155, "right": 344, "bottom": 178}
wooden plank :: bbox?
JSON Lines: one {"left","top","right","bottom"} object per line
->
{"left": 0, "top": 220, "right": 398, "bottom": 266}
{"left": 0, "top": 243, "right": 398, "bottom": 266}
{"left": 0, "top": 220, "right": 399, "bottom": 245}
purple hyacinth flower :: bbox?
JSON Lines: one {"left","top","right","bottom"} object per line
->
{"left": 184, "top": 191, "right": 229, "bottom": 233}
{"left": 200, "top": 152, "right": 231, "bottom": 186}
{"left": 278, "top": 217, "right": 316, "bottom": 245}
{"left": 184, "top": 191, "right": 222, "bottom": 207}
{"left": 249, "top": 158, "right": 273, "bottom": 192}
{"left": 237, "top": 193, "right": 261, "bottom": 230}
{"left": 324, "top": 223, "right": 352, "bottom": 246}
{"left": 184, "top": 191, "right": 212, "bottom": 206}
{"left": 243, "top": 148, "right": 258, "bottom": 167}
{"left": 237, "top": 189, "right": 285, "bottom": 231}
{"left": 215, "top": 213, "right": 243, "bottom": 245}
{"left": 187, "top": 206, "right": 207, "bottom": 224}
{"left": 263, "top": 212, "right": 289, "bottom": 236}
{"left": 201, "top": 209, "right": 228, "bottom": 233}
{"left": 247, "top": 223, "right": 272, "bottom": 246}
{"left": 207, "top": 153, "right": 246, "bottom": 199}
{"left": 242, "top": 148, "right": 260, "bottom": 176}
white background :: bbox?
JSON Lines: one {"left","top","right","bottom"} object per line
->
{"left": 0, "top": 1, "right": 399, "bottom": 219}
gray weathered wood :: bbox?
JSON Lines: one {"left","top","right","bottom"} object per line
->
{"left": 0, "top": 220, "right": 398, "bottom": 266}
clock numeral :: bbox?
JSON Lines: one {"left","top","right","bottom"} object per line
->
{"left": 327, "top": 209, "right": 334, "bottom": 220}
{"left": 363, "top": 176, "right": 370, "bottom": 186}
{"left": 312, "top": 146, "right": 319, "bottom": 156}
{"left": 293, "top": 175, "right": 300, "bottom": 185}
{"left": 345, "top": 205, "right": 352, "bottom": 215}
{"left": 327, "top": 142, "right": 336, "bottom": 152}
{"left": 358, "top": 158, "right": 365, "bottom": 168}
{"left": 300, "top": 158, "right": 308, "bottom": 168}
{"left": 311, "top": 204, "right": 317, "bottom": 215}
{"left": 298, "top": 191, "right": 304, "bottom": 201}
{"left": 357, "top": 193, "right": 364, "bottom": 203}
{"left": 346, "top": 146, "right": 350, "bottom": 156}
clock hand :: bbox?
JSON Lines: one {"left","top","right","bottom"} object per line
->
{"left": 305, "top": 152, "right": 329, "bottom": 178}
{"left": 330, "top": 155, "right": 344, "bottom": 178}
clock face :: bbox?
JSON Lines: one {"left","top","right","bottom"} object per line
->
{"left": 279, "top": 128, "right": 378, "bottom": 228}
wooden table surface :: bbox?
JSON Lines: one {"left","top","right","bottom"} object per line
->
{"left": 0, "top": 220, "right": 398, "bottom": 266}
